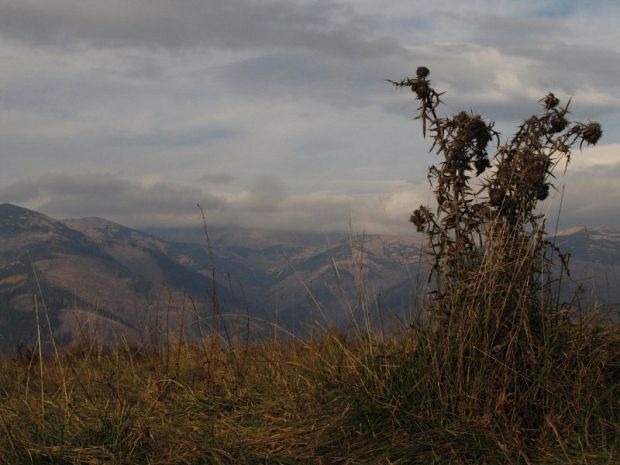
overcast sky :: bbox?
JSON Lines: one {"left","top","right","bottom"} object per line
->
{"left": 0, "top": 0, "right": 619, "bottom": 234}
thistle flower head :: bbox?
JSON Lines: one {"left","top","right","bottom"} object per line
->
{"left": 416, "top": 66, "right": 430, "bottom": 78}
{"left": 542, "top": 92, "right": 560, "bottom": 109}
{"left": 582, "top": 122, "right": 602, "bottom": 146}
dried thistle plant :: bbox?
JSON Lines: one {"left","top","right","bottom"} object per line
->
{"left": 388, "top": 68, "right": 602, "bottom": 325}
{"left": 387, "top": 70, "right": 617, "bottom": 447}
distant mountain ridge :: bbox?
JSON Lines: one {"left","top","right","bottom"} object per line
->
{"left": 0, "top": 203, "right": 618, "bottom": 352}
{"left": 556, "top": 226, "right": 620, "bottom": 265}
{"left": 553, "top": 226, "right": 620, "bottom": 306}
{"left": 0, "top": 204, "right": 237, "bottom": 352}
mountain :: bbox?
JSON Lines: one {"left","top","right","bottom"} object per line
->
{"left": 0, "top": 204, "right": 244, "bottom": 352}
{"left": 149, "top": 226, "right": 425, "bottom": 331}
{"left": 554, "top": 226, "right": 620, "bottom": 307}
{"left": 1, "top": 203, "right": 619, "bottom": 353}
{"left": 144, "top": 225, "right": 620, "bottom": 327}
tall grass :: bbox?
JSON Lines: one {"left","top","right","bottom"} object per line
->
{"left": 0, "top": 320, "right": 617, "bottom": 464}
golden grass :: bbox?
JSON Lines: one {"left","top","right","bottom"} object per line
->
{"left": 0, "top": 319, "right": 618, "bottom": 464}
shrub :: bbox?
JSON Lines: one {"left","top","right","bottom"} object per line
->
{"left": 381, "top": 67, "right": 618, "bottom": 460}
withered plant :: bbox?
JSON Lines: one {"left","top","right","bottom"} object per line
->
{"left": 389, "top": 67, "right": 601, "bottom": 322}
{"left": 387, "top": 68, "right": 615, "bottom": 448}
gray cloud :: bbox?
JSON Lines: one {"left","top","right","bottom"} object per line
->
{"left": 0, "top": 0, "right": 402, "bottom": 58}
{"left": 381, "top": 40, "right": 620, "bottom": 125}
{"left": 196, "top": 172, "right": 235, "bottom": 184}
{"left": 0, "top": 171, "right": 425, "bottom": 233}
{"left": 554, "top": 162, "right": 620, "bottom": 229}
{"left": 104, "top": 126, "right": 242, "bottom": 149}
{"left": 0, "top": 179, "right": 40, "bottom": 203}
{"left": 0, "top": 172, "right": 222, "bottom": 226}
{"left": 472, "top": 14, "right": 571, "bottom": 47}
{"left": 2, "top": 159, "right": 618, "bottom": 235}
{"left": 0, "top": 0, "right": 619, "bottom": 234}
{"left": 95, "top": 61, "right": 167, "bottom": 80}
{"left": 246, "top": 175, "right": 286, "bottom": 212}
{"left": 217, "top": 50, "right": 411, "bottom": 109}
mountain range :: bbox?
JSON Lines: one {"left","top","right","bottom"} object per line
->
{"left": 0, "top": 203, "right": 618, "bottom": 353}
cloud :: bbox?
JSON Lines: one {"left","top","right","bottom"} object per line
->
{"left": 214, "top": 191, "right": 416, "bottom": 234}
{"left": 472, "top": 14, "right": 572, "bottom": 47}
{"left": 0, "top": 171, "right": 222, "bottom": 226}
{"left": 0, "top": 179, "right": 40, "bottom": 203}
{"left": 196, "top": 172, "right": 235, "bottom": 184}
{"left": 0, "top": 170, "right": 427, "bottom": 233}
{"left": 383, "top": 42, "right": 620, "bottom": 124}
{"left": 104, "top": 126, "right": 242, "bottom": 149}
{"left": 2, "top": 159, "right": 618, "bottom": 236}
{"left": 245, "top": 175, "right": 287, "bottom": 212}
{"left": 0, "top": 0, "right": 619, "bottom": 235}
{"left": 217, "top": 49, "right": 412, "bottom": 110}
{"left": 570, "top": 143, "right": 620, "bottom": 170}
{"left": 208, "top": 175, "right": 429, "bottom": 234}
{"left": 0, "top": 0, "right": 403, "bottom": 58}
{"left": 552, "top": 162, "right": 620, "bottom": 228}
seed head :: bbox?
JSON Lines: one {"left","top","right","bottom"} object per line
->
{"left": 474, "top": 157, "right": 491, "bottom": 176}
{"left": 411, "top": 81, "right": 429, "bottom": 99}
{"left": 489, "top": 187, "right": 505, "bottom": 206}
{"left": 410, "top": 206, "right": 431, "bottom": 232}
{"left": 416, "top": 66, "right": 430, "bottom": 78}
{"left": 535, "top": 184, "right": 550, "bottom": 201}
{"left": 582, "top": 122, "right": 602, "bottom": 146}
{"left": 542, "top": 92, "right": 560, "bottom": 110}
{"left": 548, "top": 115, "right": 568, "bottom": 134}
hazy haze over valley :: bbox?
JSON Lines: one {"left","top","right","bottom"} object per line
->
{"left": 0, "top": 203, "right": 618, "bottom": 351}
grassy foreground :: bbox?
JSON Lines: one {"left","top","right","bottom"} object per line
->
{"left": 0, "top": 321, "right": 618, "bottom": 465}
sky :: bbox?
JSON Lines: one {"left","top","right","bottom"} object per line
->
{"left": 0, "top": 0, "right": 619, "bottom": 234}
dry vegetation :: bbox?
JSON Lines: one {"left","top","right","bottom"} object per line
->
{"left": 0, "top": 324, "right": 618, "bottom": 464}
{"left": 0, "top": 68, "right": 619, "bottom": 464}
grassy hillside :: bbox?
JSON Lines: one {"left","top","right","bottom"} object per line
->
{"left": 0, "top": 319, "right": 618, "bottom": 464}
